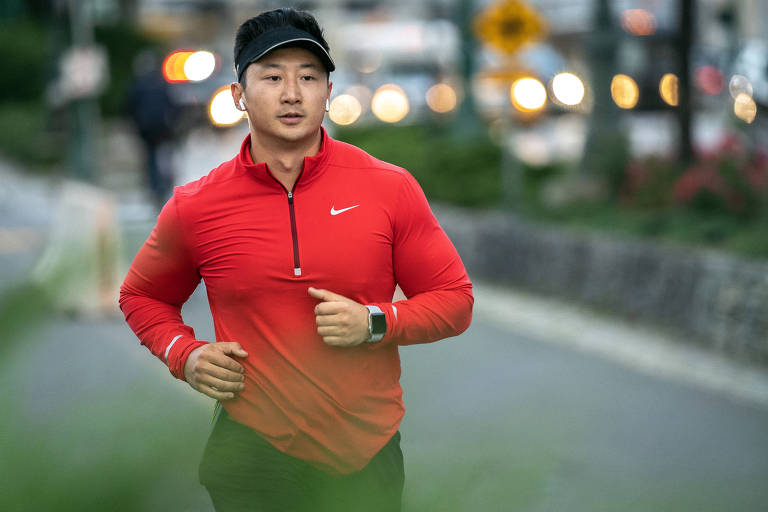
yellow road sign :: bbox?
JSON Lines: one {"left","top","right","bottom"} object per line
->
{"left": 474, "top": 0, "right": 547, "bottom": 55}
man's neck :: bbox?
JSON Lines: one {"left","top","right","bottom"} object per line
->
{"left": 249, "top": 130, "right": 323, "bottom": 192}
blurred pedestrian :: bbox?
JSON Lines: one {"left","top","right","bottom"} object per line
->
{"left": 127, "top": 49, "right": 178, "bottom": 208}
{"left": 119, "top": 8, "right": 473, "bottom": 512}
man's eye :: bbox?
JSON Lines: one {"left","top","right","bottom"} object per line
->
{"left": 265, "top": 76, "right": 280, "bottom": 81}
{"left": 301, "top": 75, "right": 316, "bottom": 81}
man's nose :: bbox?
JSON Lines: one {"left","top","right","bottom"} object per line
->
{"left": 281, "top": 79, "right": 302, "bottom": 103}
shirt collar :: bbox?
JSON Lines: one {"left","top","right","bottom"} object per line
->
{"left": 237, "top": 127, "right": 332, "bottom": 190}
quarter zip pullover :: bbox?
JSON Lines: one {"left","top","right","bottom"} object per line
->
{"left": 119, "top": 128, "right": 473, "bottom": 474}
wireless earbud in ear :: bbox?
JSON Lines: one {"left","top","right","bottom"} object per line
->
{"left": 325, "top": 98, "right": 330, "bottom": 112}
{"left": 239, "top": 98, "right": 246, "bottom": 111}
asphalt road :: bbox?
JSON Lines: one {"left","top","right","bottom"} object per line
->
{"left": 3, "top": 272, "right": 768, "bottom": 511}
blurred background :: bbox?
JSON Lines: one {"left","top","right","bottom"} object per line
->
{"left": 2, "top": 0, "right": 768, "bottom": 511}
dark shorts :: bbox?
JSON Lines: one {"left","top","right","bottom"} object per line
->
{"left": 199, "top": 410, "right": 404, "bottom": 512}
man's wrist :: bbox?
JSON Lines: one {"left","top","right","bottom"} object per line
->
{"left": 364, "top": 305, "right": 386, "bottom": 343}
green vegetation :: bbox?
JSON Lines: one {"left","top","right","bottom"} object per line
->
{"left": 0, "top": 20, "right": 62, "bottom": 168}
{"left": 0, "top": 18, "right": 157, "bottom": 169}
{"left": 94, "top": 22, "right": 160, "bottom": 117}
{"left": 335, "top": 124, "right": 502, "bottom": 207}
{"left": 0, "top": 101, "right": 63, "bottom": 167}
{"left": 338, "top": 124, "right": 768, "bottom": 260}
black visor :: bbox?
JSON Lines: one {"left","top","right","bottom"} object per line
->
{"left": 236, "top": 27, "right": 335, "bottom": 83}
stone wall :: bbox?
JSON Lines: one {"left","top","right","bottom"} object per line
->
{"left": 437, "top": 207, "right": 768, "bottom": 366}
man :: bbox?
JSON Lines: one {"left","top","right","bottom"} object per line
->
{"left": 120, "top": 7, "right": 473, "bottom": 512}
{"left": 127, "top": 50, "right": 179, "bottom": 208}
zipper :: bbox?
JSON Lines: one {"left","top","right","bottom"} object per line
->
{"left": 287, "top": 191, "right": 301, "bottom": 276}
{"left": 264, "top": 164, "right": 303, "bottom": 277}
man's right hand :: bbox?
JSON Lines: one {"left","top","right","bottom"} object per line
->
{"left": 184, "top": 342, "right": 249, "bottom": 400}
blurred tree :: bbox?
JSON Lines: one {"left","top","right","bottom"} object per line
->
{"left": 94, "top": 22, "right": 158, "bottom": 117}
{"left": 117, "top": 0, "right": 139, "bottom": 23}
{"left": 0, "top": 21, "right": 47, "bottom": 102}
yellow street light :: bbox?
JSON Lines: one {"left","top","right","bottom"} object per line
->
{"left": 659, "top": 73, "right": 679, "bottom": 106}
{"left": 511, "top": 77, "right": 547, "bottom": 112}
{"left": 209, "top": 86, "right": 245, "bottom": 127}
{"left": 734, "top": 93, "right": 757, "bottom": 124}
{"left": 551, "top": 72, "right": 585, "bottom": 106}
{"left": 611, "top": 74, "right": 639, "bottom": 109}
{"left": 371, "top": 84, "right": 409, "bottom": 123}
{"left": 328, "top": 94, "right": 363, "bottom": 126}
{"left": 426, "top": 83, "right": 458, "bottom": 113}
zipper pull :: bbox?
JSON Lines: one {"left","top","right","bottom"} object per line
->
{"left": 287, "top": 191, "right": 293, "bottom": 202}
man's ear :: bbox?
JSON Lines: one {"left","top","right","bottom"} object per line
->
{"left": 231, "top": 82, "right": 245, "bottom": 110}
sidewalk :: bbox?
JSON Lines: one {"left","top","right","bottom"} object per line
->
{"left": 474, "top": 282, "right": 768, "bottom": 410}
{"left": 0, "top": 160, "right": 56, "bottom": 291}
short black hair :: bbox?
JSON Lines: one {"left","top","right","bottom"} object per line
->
{"left": 234, "top": 8, "right": 331, "bottom": 86}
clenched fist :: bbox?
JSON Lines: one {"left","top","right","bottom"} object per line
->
{"left": 184, "top": 342, "right": 249, "bottom": 400}
{"left": 308, "top": 287, "right": 369, "bottom": 347}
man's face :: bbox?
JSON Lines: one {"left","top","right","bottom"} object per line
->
{"left": 237, "top": 46, "right": 331, "bottom": 146}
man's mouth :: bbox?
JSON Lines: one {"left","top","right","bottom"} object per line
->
{"left": 278, "top": 112, "right": 304, "bottom": 120}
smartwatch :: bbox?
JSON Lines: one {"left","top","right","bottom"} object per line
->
{"left": 364, "top": 305, "right": 387, "bottom": 343}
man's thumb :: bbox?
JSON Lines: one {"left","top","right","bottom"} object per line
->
{"left": 308, "top": 287, "right": 330, "bottom": 300}
{"left": 220, "top": 341, "right": 248, "bottom": 357}
{"left": 308, "top": 287, "right": 349, "bottom": 302}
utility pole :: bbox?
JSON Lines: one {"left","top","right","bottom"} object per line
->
{"left": 67, "top": 0, "right": 99, "bottom": 182}
{"left": 453, "top": 0, "right": 483, "bottom": 139}
{"left": 580, "top": 0, "right": 622, "bottom": 183}
{"left": 677, "top": 0, "right": 694, "bottom": 164}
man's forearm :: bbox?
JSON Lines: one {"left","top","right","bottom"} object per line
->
{"left": 119, "top": 288, "right": 208, "bottom": 379}
{"left": 369, "top": 283, "right": 474, "bottom": 348}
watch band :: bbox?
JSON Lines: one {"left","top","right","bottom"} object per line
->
{"left": 364, "top": 305, "right": 386, "bottom": 343}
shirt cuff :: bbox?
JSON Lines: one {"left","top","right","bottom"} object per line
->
{"left": 165, "top": 335, "right": 209, "bottom": 380}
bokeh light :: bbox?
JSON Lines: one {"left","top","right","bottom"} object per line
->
{"left": 163, "top": 50, "right": 194, "bottom": 82}
{"left": 353, "top": 51, "right": 382, "bottom": 74}
{"left": 208, "top": 86, "right": 245, "bottom": 127}
{"left": 729, "top": 75, "right": 753, "bottom": 100}
{"left": 184, "top": 51, "right": 216, "bottom": 82}
{"left": 551, "top": 72, "right": 585, "bottom": 106}
{"left": 734, "top": 93, "right": 757, "bottom": 124}
{"left": 371, "top": 84, "right": 410, "bottom": 123}
{"left": 511, "top": 77, "right": 547, "bottom": 112}
{"left": 621, "top": 9, "right": 657, "bottom": 36}
{"left": 659, "top": 73, "right": 679, "bottom": 106}
{"left": 328, "top": 94, "right": 363, "bottom": 125}
{"left": 695, "top": 66, "right": 725, "bottom": 95}
{"left": 345, "top": 85, "right": 372, "bottom": 113}
{"left": 611, "top": 74, "right": 639, "bottom": 109}
{"left": 426, "top": 83, "right": 458, "bottom": 113}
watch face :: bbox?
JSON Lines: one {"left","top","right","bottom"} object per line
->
{"left": 370, "top": 312, "right": 386, "bottom": 335}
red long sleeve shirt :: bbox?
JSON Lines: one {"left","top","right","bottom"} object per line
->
{"left": 119, "top": 129, "right": 473, "bottom": 474}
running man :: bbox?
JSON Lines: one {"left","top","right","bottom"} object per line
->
{"left": 120, "top": 7, "right": 473, "bottom": 511}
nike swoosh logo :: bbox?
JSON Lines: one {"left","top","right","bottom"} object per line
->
{"left": 330, "top": 205, "right": 360, "bottom": 216}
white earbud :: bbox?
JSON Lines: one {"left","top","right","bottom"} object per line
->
{"left": 239, "top": 98, "right": 246, "bottom": 111}
{"left": 325, "top": 98, "right": 330, "bottom": 112}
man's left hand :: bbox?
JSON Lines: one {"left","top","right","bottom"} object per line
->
{"left": 308, "top": 287, "right": 369, "bottom": 347}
